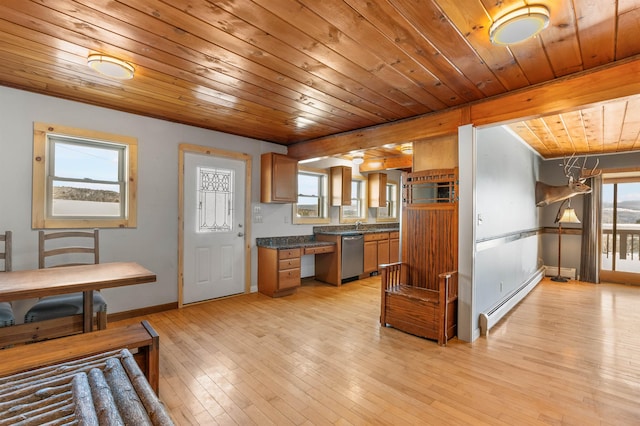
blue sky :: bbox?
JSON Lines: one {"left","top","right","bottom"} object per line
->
{"left": 55, "top": 142, "right": 119, "bottom": 182}
{"left": 297, "top": 173, "right": 319, "bottom": 196}
{"left": 52, "top": 142, "right": 120, "bottom": 192}
{"left": 602, "top": 182, "right": 640, "bottom": 204}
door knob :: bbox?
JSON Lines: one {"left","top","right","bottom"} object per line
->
{"left": 237, "top": 232, "right": 245, "bottom": 237}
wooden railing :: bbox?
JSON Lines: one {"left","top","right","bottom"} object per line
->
{"left": 602, "top": 224, "right": 640, "bottom": 261}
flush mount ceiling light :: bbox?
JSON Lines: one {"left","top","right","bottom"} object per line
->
{"left": 352, "top": 152, "right": 364, "bottom": 165}
{"left": 489, "top": 5, "right": 550, "bottom": 45}
{"left": 400, "top": 143, "right": 413, "bottom": 154}
{"left": 87, "top": 54, "right": 135, "bottom": 79}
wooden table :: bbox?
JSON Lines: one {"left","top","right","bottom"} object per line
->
{"left": 0, "top": 262, "right": 156, "bottom": 332}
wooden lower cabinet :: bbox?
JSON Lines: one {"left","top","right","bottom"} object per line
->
{"left": 363, "top": 232, "right": 389, "bottom": 274}
{"left": 389, "top": 231, "right": 400, "bottom": 263}
{"left": 258, "top": 247, "right": 301, "bottom": 297}
{"left": 314, "top": 234, "right": 342, "bottom": 286}
{"left": 363, "top": 240, "right": 378, "bottom": 274}
{"left": 378, "top": 238, "right": 389, "bottom": 266}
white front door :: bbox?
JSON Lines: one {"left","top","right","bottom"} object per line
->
{"left": 182, "top": 151, "right": 246, "bottom": 304}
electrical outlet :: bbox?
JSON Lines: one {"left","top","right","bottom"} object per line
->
{"left": 284, "top": 215, "right": 289, "bottom": 223}
{"left": 252, "top": 205, "right": 262, "bottom": 223}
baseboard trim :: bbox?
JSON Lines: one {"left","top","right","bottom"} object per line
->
{"left": 107, "top": 302, "right": 178, "bottom": 323}
{"left": 479, "top": 267, "right": 544, "bottom": 337}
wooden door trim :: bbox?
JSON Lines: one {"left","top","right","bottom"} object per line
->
{"left": 178, "top": 143, "right": 252, "bottom": 308}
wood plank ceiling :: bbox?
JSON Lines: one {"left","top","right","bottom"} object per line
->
{"left": 0, "top": 0, "right": 639, "bottom": 160}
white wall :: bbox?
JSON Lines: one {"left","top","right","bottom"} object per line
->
{"left": 459, "top": 124, "right": 542, "bottom": 341}
{"left": 0, "top": 86, "right": 291, "bottom": 318}
{"left": 0, "top": 86, "right": 401, "bottom": 318}
{"left": 457, "top": 125, "right": 475, "bottom": 342}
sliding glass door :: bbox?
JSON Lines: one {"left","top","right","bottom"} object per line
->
{"left": 601, "top": 174, "right": 640, "bottom": 284}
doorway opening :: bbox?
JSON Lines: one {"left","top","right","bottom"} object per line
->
{"left": 600, "top": 171, "right": 640, "bottom": 284}
{"left": 178, "top": 144, "right": 252, "bottom": 306}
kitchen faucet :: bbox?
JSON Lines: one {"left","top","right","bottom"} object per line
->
{"left": 355, "top": 220, "right": 362, "bottom": 230}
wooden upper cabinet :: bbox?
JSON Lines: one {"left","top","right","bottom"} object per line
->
{"left": 330, "top": 166, "right": 351, "bottom": 206}
{"left": 261, "top": 152, "right": 298, "bottom": 203}
{"left": 368, "top": 172, "right": 387, "bottom": 208}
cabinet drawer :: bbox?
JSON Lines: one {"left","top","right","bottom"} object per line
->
{"left": 304, "top": 245, "right": 335, "bottom": 255}
{"left": 278, "top": 257, "right": 301, "bottom": 270}
{"left": 278, "top": 268, "right": 300, "bottom": 289}
{"left": 389, "top": 231, "right": 399, "bottom": 239}
{"left": 364, "top": 232, "right": 389, "bottom": 242}
{"left": 279, "top": 248, "right": 301, "bottom": 260}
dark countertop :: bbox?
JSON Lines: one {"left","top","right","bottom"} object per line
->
{"left": 256, "top": 235, "right": 336, "bottom": 250}
{"left": 256, "top": 224, "right": 400, "bottom": 249}
{"left": 312, "top": 224, "right": 400, "bottom": 236}
{"left": 313, "top": 228, "right": 399, "bottom": 235}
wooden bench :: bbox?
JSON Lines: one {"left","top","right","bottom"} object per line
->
{"left": 0, "top": 313, "right": 106, "bottom": 348}
{"left": 0, "top": 320, "right": 160, "bottom": 394}
{"left": 380, "top": 262, "right": 458, "bottom": 345}
{"left": 0, "top": 348, "right": 173, "bottom": 425}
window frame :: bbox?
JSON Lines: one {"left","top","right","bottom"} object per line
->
{"left": 340, "top": 176, "right": 367, "bottom": 223}
{"left": 377, "top": 180, "right": 399, "bottom": 223}
{"left": 32, "top": 122, "right": 138, "bottom": 229}
{"left": 600, "top": 169, "right": 640, "bottom": 283}
{"left": 293, "top": 167, "right": 329, "bottom": 224}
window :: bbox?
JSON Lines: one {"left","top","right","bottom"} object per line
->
{"left": 293, "top": 169, "right": 329, "bottom": 224}
{"left": 32, "top": 122, "right": 137, "bottom": 229}
{"left": 197, "top": 166, "right": 233, "bottom": 232}
{"left": 377, "top": 181, "right": 398, "bottom": 222}
{"left": 340, "top": 177, "right": 367, "bottom": 223}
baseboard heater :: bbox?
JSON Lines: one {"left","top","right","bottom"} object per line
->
{"left": 543, "top": 265, "right": 576, "bottom": 280}
{"left": 479, "top": 267, "right": 544, "bottom": 337}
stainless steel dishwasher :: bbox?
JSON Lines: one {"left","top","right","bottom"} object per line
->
{"left": 341, "top": 234, "right": 364, "bottom": 282}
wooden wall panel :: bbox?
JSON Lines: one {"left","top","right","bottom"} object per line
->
{"left": 401, "top": 169, "right": 458, "bottom": 291}
{"left": 413, "top": 134, "right": 458, "bottom": 172}
{"left": 402, "top": 207, "right": 457, "bottom": 290}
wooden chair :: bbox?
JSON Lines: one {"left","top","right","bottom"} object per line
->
{"left": 24, "top": 230, "right": 107, "bottom": 330}
{"left": 0, "top": 231, "right": 14, "bottom": 327}
{"left": 380, "top": 262, "right": 458, "bottom": 345}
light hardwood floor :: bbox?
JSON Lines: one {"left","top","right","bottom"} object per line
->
{"left": 115, "top": 277, "right": 640, "bottom": 425}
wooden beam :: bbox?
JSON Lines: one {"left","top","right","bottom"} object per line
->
{"left": 288, "top": 55, "right": 640, "bottom": 160}
{"left": 287, "top": 108, "right": 465, "bottom": 160}
{"left": 470, "top": 55, "right": 640, "bottom": 127}
{"left": 359, "top": 156, "right": 412, "bottom": 172}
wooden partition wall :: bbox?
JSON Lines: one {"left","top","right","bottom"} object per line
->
{"left": 401, "top": 168, "right": 458, "bottom": 290}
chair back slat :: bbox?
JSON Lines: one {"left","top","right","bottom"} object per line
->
{"left": 38, "top": 230, "right": 99, "bottom": 269}
{"left": 1, "top": 231, "right": 11, "bottom": 272}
